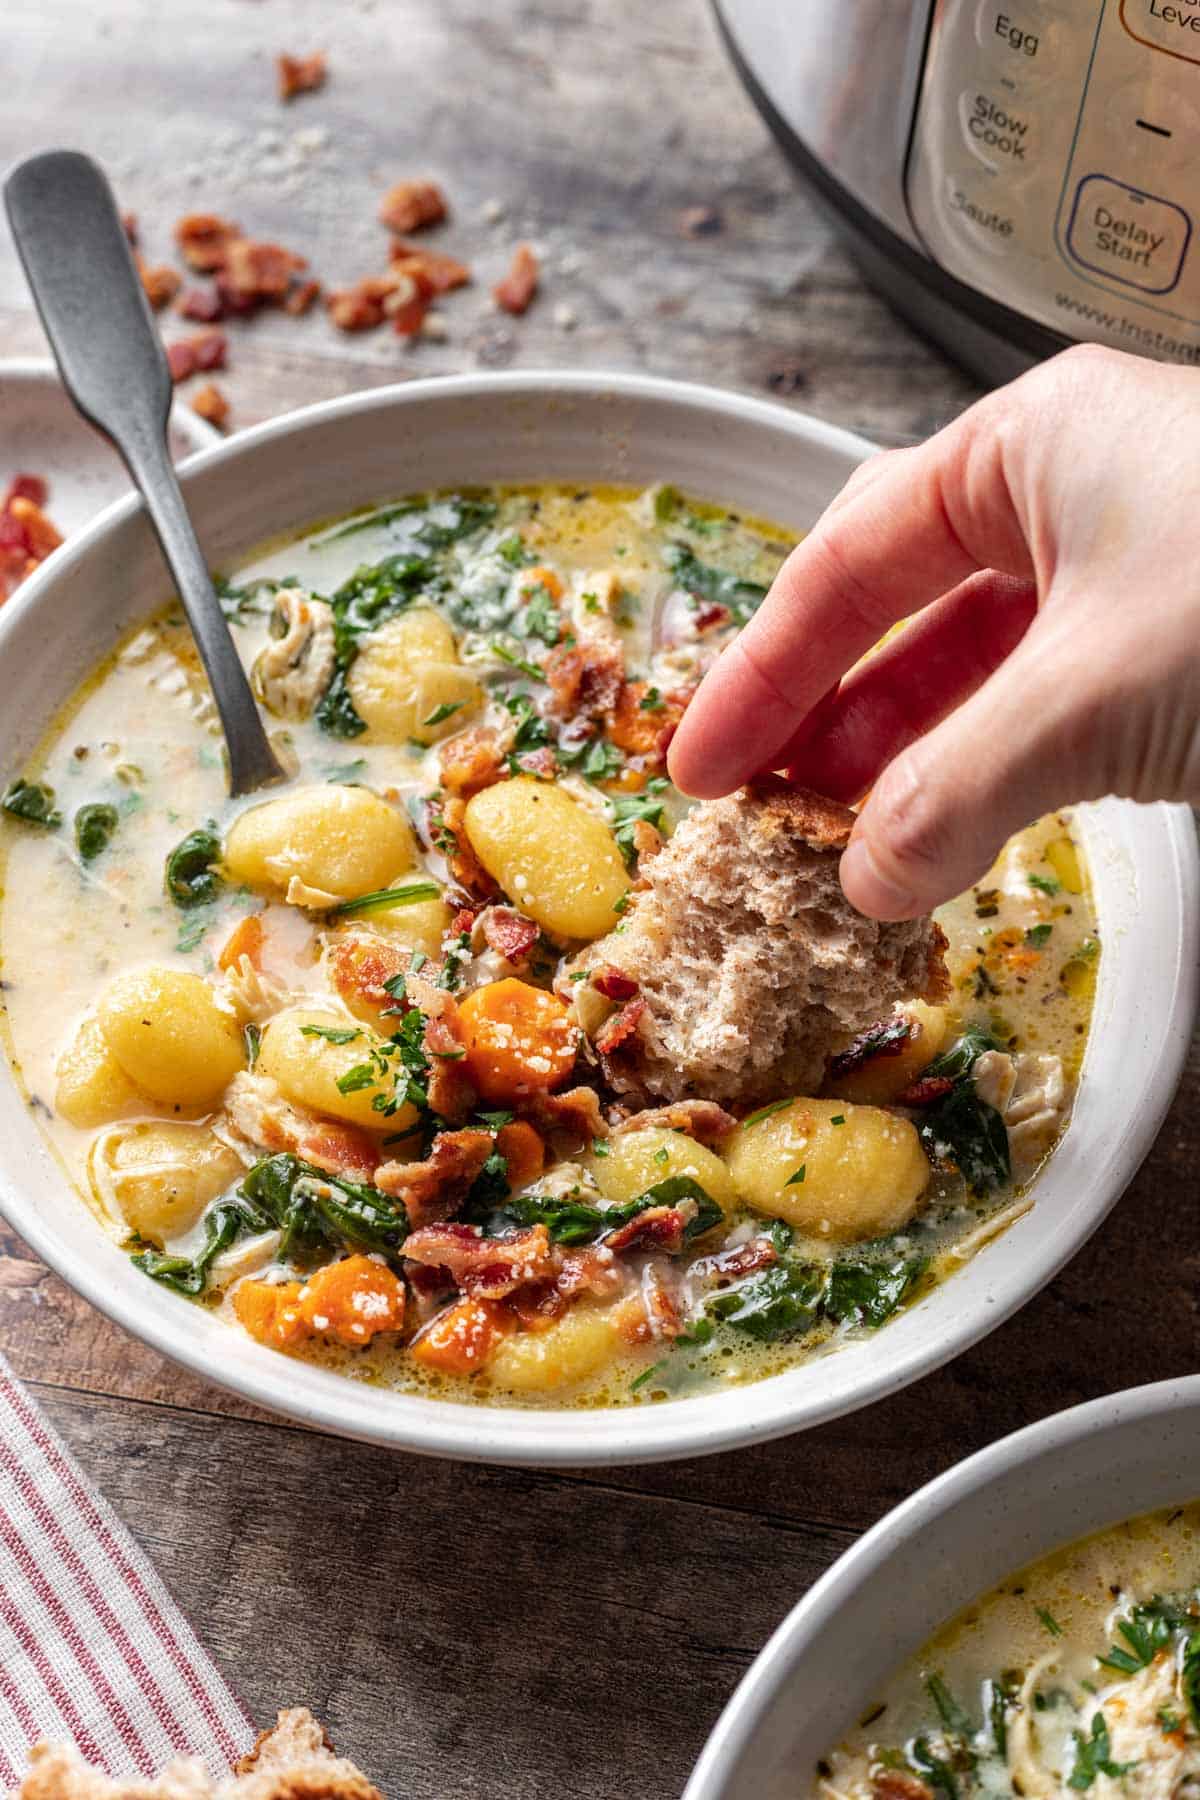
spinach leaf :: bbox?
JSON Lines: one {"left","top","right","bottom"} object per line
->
{"left": 315, "top": 551, "right": 440, "bottom": 738}
{"left": 475, "top": 1189, "right": 649, "bottom": 1245}
{"left": 165, "top": 826, "right": 223, "bottom": 908}
{"left": 315, "top": 494, "right": 496, "bottom": 549}
{"left": 708, "top": 1263, "right": 825, "bottom": 1342}
{"left": 826, "top": 1255, "right": 927, "bottom": 1328}
{"left": 315, "top": 665, "right": 367, "bottom": 739}
{"left": 2, "top": 778, "right": 61, "bottom": 829}
{"left": 214, "top": 574, "right": 284, "bottom": 621}
{"left": 663, "top": 543, "right": 767, "bottom": 626}
{"left": 640, "top": 1174, "right": 725, "bottom": 1240}
{"left": 74, "top": 802, "right": 119, "bottom": 862}
{"left": 919, "top": 1084, "right": 1010, "bottom": 1193}
{"left": 240, "top": 1153, "right": 408, "bottom": 1258}
{"left": 475, "top": 1174, "right": 722, "bottom": 1248}
{"left": 132, "top": 1201, "right": 249, "bottom": 1296}
{"left": 925, "top": 1029, "right": 1000, "bottom": 1082}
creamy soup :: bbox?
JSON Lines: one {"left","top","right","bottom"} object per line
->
{"left": 816, "top": 1503, "right": 1200, "bottom": 1800}
{"left": 0, "top": 484, "right": 1099, "bottom": 1407}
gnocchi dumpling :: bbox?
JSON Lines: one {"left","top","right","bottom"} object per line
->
{"left": 56, "top": 1017, "right": 147, "bottom": 1128}
{"left": 363, "top": 890, "right": 453, "bottom": 958}
{"left": 464, "top": 776, "right": 628, "bottom": 939}
{"left": 346, "top": 609, "right": 483, "bottom": 746}
{"left": 588, "top": 1127, "right": 736, "bottom": 1216}
{"left": 96, "top": 967, "right": 245, "bottom": 1111}
{"left": 256, "top": 1006, "right": 416, "bottom": 1135}
{"left": 91, "top": 1121, "right": 244, "bottom": 1245}
{"left": 822, "top": 1002, "right": 948, "bottom": 1107}
{"left": 725, "top": 1098, "right": 930, "bottom": 1243}
{"left": 487, "top": 1303, "right": 620, "bottom": 1394}
{"left": 224, "top": 784, "right": 416, "bottom": 905}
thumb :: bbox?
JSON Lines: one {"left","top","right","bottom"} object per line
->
{"left": 838, "top": 624, "right": 1111, "bottom": 919}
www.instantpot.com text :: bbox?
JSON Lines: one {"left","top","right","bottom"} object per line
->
{"left": 1054, "top": 290, "right": 1200, "bottom": 363}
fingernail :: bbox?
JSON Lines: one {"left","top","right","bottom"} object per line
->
{"left": 839, "top": 838, "right": 919, "bottom": 919}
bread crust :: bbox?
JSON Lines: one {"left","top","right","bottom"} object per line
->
{"left": 566, "top": 784, "right": 950, "bottom": 1108}
{"left": 11, "top": 1711, "right": 380, "bottom": 1800}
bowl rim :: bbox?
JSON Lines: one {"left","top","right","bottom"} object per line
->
{"left": 682, "top": 1372, "right": 1200, "bottom": 1800}
{"left": 0, "top": 368, "right": 1195, "bottom": 1466}
{"left": 0, "top": 353, "right": 221, "bottom": 456}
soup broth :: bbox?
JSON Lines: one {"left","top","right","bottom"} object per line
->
{"left": 816, "top": 1503, "right": 1200, "bottom": 1800}
{"left": 0, "top": 484, "right": 1098, "bottom": 1408}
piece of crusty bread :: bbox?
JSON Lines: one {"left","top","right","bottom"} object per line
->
{"left": 11, "top": 1710, "right": 381, "bottom": 1800}
{"left": 576, "top": 780, "right": 949, "bottom": 1107}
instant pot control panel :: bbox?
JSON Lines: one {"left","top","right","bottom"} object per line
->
{"left": 907, "top": 0, "right": 1200, "bottom": 362}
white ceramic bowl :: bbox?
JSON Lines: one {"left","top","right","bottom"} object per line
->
{"left": 0, "top": 357, "right": 219, "bottom": 540}
{"left": 685, "top": 1373, "right": 1200, "bottom": 1800}
{"left": 0, "top": 372, "right": 1194, "bottom": 1466}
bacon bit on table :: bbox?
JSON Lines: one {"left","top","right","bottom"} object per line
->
{"left": 0, "top": 475, "right": 63, "bottom": 601}
{"left": 492, "top": 242, "right": 539, "bottom": 315}
{"left": 176, "top": 212, "right": 242, "bottom": 272}
{"left": 388, "top": 240, "right": 471, "bottom": 293}
{"left": 276, "top": 50, "right": 327, "bottom": 101}
{"left": 190, "top": 383, "right": 230, "bottom": 430}
{"left": 165, "top": 328, "right": 228, "bottom": 383}
{"left": 138, "top": 260, "right": 181, "bottom": 311}
{"left": 221, "top": 237, "right": 307, "bottom": 307}
{"left": 283, "top": 277, "right": 322, "bottom": 316}
{"left": 177, "top": 285, "right": 224, "bottom": 323}
{"left": 378, "top": 179, "right": 448, "bottom": 234}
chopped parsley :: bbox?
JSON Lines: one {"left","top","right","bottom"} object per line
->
{"left": 331, "top": 880, "right": 441, "bottom": 918}
{"left": 422, "top": 700, "right": 466, "bottom": 728}
{"left": 1036, "top": 1606, "right": 1064, "bottom": 1638}
{"left": 741, "top": 1098, "right": 792, "bottom": 1129}
{"left": 1025, "top": 923, "right": 1053, "bottom": 948}
{"left": 300, "top": 1025, "right": 362, "bottom": 1045}
{"left": 1029, "top": 872, "right": 1062, "bottom": 896}
{"left": 611, "top": 778, "right": 669, "bottom": 862}
{"left": 1068, "top": 1712, "right": 1135, "bottom": 1790}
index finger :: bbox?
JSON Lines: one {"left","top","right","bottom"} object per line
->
{"left": 667, "top": 409, "right": 1035, "bottom": 799}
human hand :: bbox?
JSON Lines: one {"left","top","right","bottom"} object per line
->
{"left": 667, "top": 344, "right": 1200, "bottom": 919}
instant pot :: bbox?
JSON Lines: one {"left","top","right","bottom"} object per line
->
{"left": 716, "top": 1, "right": 1200, "bottom": 383}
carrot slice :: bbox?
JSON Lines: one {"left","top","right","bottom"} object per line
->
{"left": 410, "top": 1296, "right": 512, "bottom": 1376}
{"left": 457, "top": 979, "right": 578, "bottom": 1103}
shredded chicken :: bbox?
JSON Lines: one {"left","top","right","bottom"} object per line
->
{"left": 974, "top": 1049, "right": 1068, "bottom": 1169}
{"left": 1094, "top": 1654, "right": 1200, "bottom": 1800}
{"left": 217, "top": 954, "right": 292, "bottom": 1025}
{"left": 251, "top": 588, "right": 336, "bottom": 720}
{"left": 216, "top": 1071, "right": 380, "bottom": 1183}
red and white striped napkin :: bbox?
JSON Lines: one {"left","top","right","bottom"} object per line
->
{"left": 0, "top": 1354, "right": 254, "bottom": 1787}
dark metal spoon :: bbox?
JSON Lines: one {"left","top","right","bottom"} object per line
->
{"left": 4, "top": 149, "right": 286, "bottom": 796}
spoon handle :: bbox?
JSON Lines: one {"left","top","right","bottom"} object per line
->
{"left": 4, "top": 149, "right": 286, "bottom": 797}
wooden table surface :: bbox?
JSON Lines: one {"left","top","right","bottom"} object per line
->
{"left": 2, "top": 3, "right": 1197, "bottom": 1796}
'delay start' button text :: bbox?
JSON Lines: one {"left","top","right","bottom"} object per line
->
{"left": 1066, "top": 173, "right": 1191, "bottom": 295}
